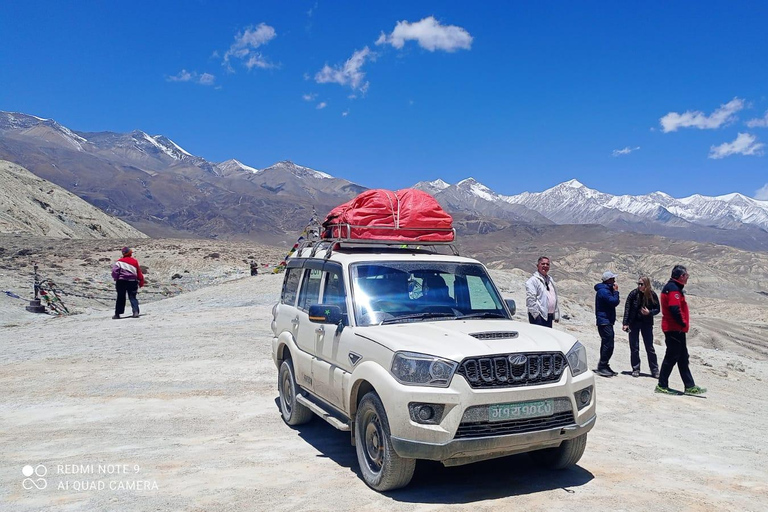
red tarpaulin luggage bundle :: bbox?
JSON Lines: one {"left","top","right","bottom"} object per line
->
{"left": 322, "top": 189, "right": 454, "bottom": 242}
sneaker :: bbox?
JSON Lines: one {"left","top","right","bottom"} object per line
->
{"left": 596, "top": 368, "right": 614, "bottom": 377}
{"left": 112, "top": 314, "right": 120, "bottom": 320}
{"left": 652, "top": 370, "right": 660, "bottom": 379}
{"left": 684, "top": 386, "right": 707, "bottom": 395}
{"left": 607, "top": 367, "right": 619, "bottom": 376}
{"left": 131, "top": 312, "right": 140, "bottom": 318}
{"left": 631, "top": 370, "right": 640, "bottom": 378}
{"left": 655, "top": 385, "right": 677, "bottom": 394}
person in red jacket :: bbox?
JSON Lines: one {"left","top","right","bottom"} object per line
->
{"left": 111, "top": 246, "right": 145, "bottom": 319}
{"left": 655, "top": 264, "right": 706, "bottom": 395}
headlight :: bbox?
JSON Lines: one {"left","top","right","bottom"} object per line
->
{"left": 391, "top": 351, "right": 458, "bottom": 387}
{"left": 566, "top": 341, "right": 588, "bottom": 377}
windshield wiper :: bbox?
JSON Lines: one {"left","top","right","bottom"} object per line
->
{"left": 380, "top": 311, "right": 457, "bottom": 324}
{"left": 458, "top": 312, "right": 508, "bottom": 319}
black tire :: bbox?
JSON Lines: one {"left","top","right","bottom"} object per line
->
{"left": 528, "top": 433, "right": 587, "bottom": 469}
{"left": 278, "top": 359, "right": 313, "bottom": 426}
{"left": 355, "top": 392, "right": 416, "bottom": 491}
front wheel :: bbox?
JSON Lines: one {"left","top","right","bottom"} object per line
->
{"left": 278, "top": 359, "right": 313, "bottom": 426}
{"left": 355, "top": 392, "right": 416, "bottom": 491}
{"left": 528, "top": 433, "right": 587, "bottom": 469}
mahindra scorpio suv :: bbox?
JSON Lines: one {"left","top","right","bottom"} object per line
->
{"left": 271, "top": 240, "right": 596, "bottom": 491}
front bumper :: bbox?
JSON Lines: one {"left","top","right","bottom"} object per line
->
{"left": 391, "top": 413, "right": 596, "bottom": 465}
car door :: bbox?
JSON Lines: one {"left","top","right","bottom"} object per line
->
{"left": 294, "top": 260, "right": 324, "bottom": 392}
{"left": 312, "top": 262, "right": 351, "bottom": 409}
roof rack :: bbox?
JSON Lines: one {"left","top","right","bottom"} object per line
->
{"left": 294, "top": 223, "right": 459, "bottom": 259}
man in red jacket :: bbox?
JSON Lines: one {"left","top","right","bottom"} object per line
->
{"left": 656, "top": 264, "right": 706, "bottom": 395}
{"left": 111, "top": 246, "right": 145, "bottom": 319}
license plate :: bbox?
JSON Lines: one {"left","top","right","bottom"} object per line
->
{"left": 488, "top": 399, "right": 554, "bottom": 422}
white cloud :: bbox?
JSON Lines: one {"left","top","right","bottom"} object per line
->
{"left": 755, "top": 183, "right": 768, "bottom": 200}
{"left": 167, "top": 69, "right": 215, "bottom": 86}
{"left": 168, "top": 70, "right": 194, "bottom": 82}
{"left": 223, "top": 23, "right": 277, "bottom": 72}
{"left": 660, "top": 97, "right": 745, "bottom": 133}
{"left": 708, "top": 132, "right": 765, "bottom": 159}
{"left": 316, "top": 102, "right": 327, "bottom": 109}
{"left": 198, "top": 73, "right": 215, "bottom": 85}
{"left": 612, "top": 146, "right": 640, "bottom": 157}
{"left": 315, "top": 47, "right": 374, "bottom": 92}
{"left": 302, "top": 93, "right": 317, "bottom": 101}
{"left": 342, "top": 110, "right": 349, "bottom": 117}
{"left": 376, "top": 16, "right": 472, "bottom": 52}
{"left": 746, "top": 110, "right": 768, "bottom": 128}
{"left": 245, "top": 54, "right": 275, "bottom": 70}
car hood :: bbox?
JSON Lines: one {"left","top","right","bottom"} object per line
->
{"left": 354, "top": 319, "right": 577, "bottom": 362}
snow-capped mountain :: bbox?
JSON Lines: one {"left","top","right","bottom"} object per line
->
{"left": 216, "top": 158, "right": 260, "bottom": 176}
{"left": 503, "top": 179, "right": 768, "bottom": 232}
{"left": 413, "top": 178, "right": 450, "bottom": 196}
{"left": 414, "top": 176, "right": 768, "bottom": 250}
{"left": 262, "top": 160, "right": 334, "bottom": 180}
{"left": 413, "top": 178, "right": 554, "bottom": 225}
{"left": 0, "top": 111, "right": 365, "bottom": 241}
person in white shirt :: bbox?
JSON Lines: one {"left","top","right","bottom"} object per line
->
{"left": 525, "top": 256, "right": 560, "bottom": 328}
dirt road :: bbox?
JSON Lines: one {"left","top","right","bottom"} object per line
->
{"left": 1, "top": 272, "right": 767, "bottom": 511}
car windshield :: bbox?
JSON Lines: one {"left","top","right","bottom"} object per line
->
{"left": 350, "top": 261, "right": 509, "bottom": 326}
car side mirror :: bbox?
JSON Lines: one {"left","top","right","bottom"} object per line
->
{"left": 504, "top": 299, "right": 516, "bottom": 316}
{"left": 308, "top": 304, "right": 343, "bottom": 325}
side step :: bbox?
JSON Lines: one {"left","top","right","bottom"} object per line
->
{"left": 296, "top": 395, "right": 351, "bottom": 431}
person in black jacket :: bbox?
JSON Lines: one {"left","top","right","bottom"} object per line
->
{"left": 622, "top": 276, "right": 660, "bottom": 378}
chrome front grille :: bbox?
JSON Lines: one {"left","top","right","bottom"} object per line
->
{"left": 457, "top": 352, "right": 567, "bottom": 388}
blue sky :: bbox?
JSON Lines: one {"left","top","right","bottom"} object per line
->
{"left": 2, "top": 1, "right": 767, "bottom": 199}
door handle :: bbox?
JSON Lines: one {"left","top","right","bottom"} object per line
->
{"left": 315, "top": 327, "right": 325, "bottom": 335}
{"left": 291, "top": 316, "right": 300, "bottom": 327}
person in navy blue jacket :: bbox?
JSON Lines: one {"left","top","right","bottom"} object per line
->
{"left": 594, "top": 271, "right": 621, "bottom": 377}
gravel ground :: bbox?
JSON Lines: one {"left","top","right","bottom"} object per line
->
{"left": 1, "top": 271, "right": 767, "bottom": 511}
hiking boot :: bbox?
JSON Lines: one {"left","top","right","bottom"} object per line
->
{"left": 631, "top": 370, "right": 640, "bottom": 378}
{"left": 112, "top": 314, "right": 120, "bottom": 320}
{"left": 684, "top": 386, "right": 707, "bottom": 395}
{"left": 132, "top": 312, "right": 140, "bottom": 318}
{"left": 596, "top": 368, "right": 614, "bottom": 378}
{"left": 652, "top": 370, "right": 660, "bottom": 379}
{"left": 655, "top": 385, "right": 677, "bottom": 395}
{"left": 607, "top": 367, "right": 619, "bottom": 376}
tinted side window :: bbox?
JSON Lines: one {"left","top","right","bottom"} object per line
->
{"left": 322, "top": 268, "right": 347, "bottom": 314}
{"left": 281, "top": 268, "right": 302, "bottom": 305}
{"left": 298, "top": 268, "right": 323, "bottom": 310}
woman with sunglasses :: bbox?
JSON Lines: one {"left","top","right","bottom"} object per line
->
{"left": 621, "top": 276, "right": 660, "bottom": 378}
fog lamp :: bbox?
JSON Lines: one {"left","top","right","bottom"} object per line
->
{"left": 408, "top": 403, "right": 445, "bottom": 425}
{"left": 575, "top": 386, "right": 593, "bottom": 410}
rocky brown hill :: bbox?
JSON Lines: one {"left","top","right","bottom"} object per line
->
{"left": 0, "top": 160, "right": 146, "bottom": 239}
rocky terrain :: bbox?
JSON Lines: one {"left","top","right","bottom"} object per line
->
{"left": 0, "top": 236, "right": 287, "bottom": 321}
{"left": 1, "top": 243, "right": 766, "bottom": 511}
{"left": 0, "top": 161, "right": 146, "bottom": 239}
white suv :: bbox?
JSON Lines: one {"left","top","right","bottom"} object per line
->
{"left": 271, "top": 240, "right": 596, "bottom": 491}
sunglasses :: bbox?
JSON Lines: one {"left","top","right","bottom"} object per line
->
{"left": 637, "top": 282, "right": 644, "bottom": 286}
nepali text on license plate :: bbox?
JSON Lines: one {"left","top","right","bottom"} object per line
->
{"left": 488, "top": 399, "right": 554, "bottom": 422}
